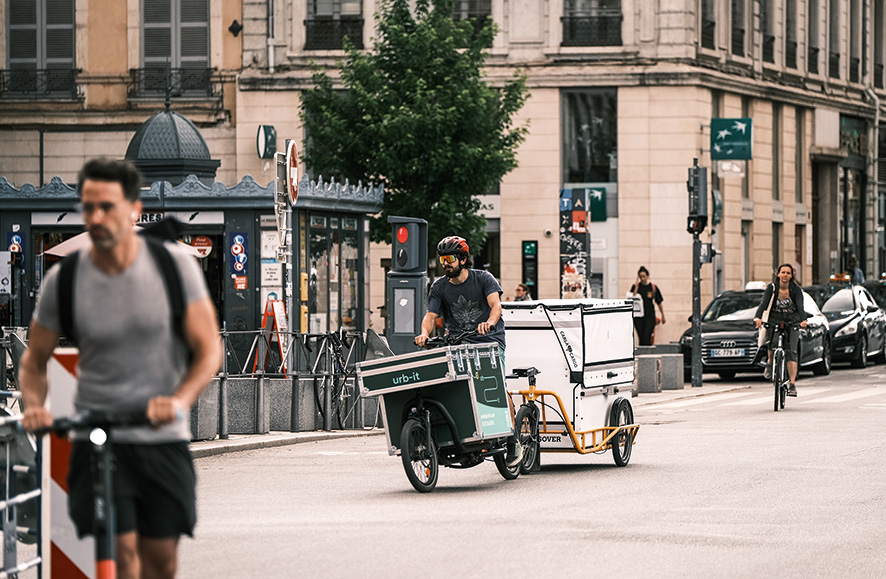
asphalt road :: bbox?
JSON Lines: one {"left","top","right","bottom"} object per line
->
{"left": 179, "top": 364, "right": 886, "bottom": 578}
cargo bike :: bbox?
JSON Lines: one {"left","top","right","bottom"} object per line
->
{"left": 356, "top": 332, "right": 519, "bottom": 492}
{"left": 502, "top": 299, "right": 640, "bottom": 472}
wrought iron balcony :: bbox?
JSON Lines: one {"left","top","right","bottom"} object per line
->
{"left": 561, "top": 11, "right": 623, "bottom": 47}
{"left": 304, "top": 17, "right": 364, "bottom": 50}
{"left": 763, "top": 34, "right": 775, "bottom": 63}
{"left": 0, "top": 68, "right": 81, "bottom": 99}
{"left": 875, "top": 63, "right": 884, "bottom": 89}
{"left": 849, "top": 57, "right": 860, "bottom": 83}
{"left": 808, "top": 46, "right": 819, "bottom": 74}
{"left": 128, "top": 67, "right": 218, "bottom": 99}
{"left": 828, "top": 52, "right": 840, "bottom": 79}
{"left": 701, "top": 19, "right": 716, "bottom": 50}
{"left": 731, "top": 27, "right": 745, "bottom": 56}
{"left": 785, "top": 40, "right": 797, "bottom": 69}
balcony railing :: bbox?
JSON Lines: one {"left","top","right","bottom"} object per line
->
{"left": 731, "top": 27, "right": 745, "bottom": 56}
{"left": 128, "top": 67, "right": 218, "bottom": 99}
{"left": 876, "top": 63, "right": 884, "bottom": 89}
{"left": 763, "top": 34, "right": 775, "bottom": 63}
{"left": 785, "top": 40, "right": 797, "bottom": 69}
{"left": 808, "top": 46, "right": 819, "bottom": 74}
{"left": 0, "top": 68, "right": 81, "bottom": 99}
{"left": 561, "top": 11, "right": 623, "bottom": 47}
{"left": 304, "top": 17, "right": 364, "bottom": 50}
{"left": 701, "top": 19, "right": 716, "bottom": 50}
{"left": 829, "top": 52, "right": 840, "bottom": 79}
{"left": 849, "top": 57, "right": 860, "bottom": 83}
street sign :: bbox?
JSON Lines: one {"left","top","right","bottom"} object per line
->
{"left": 190, "top": 235, "right": 213, "bottom": 258}
{"left": 710, "top": 118, "right": 753, "bottom": 160}
{"left": 285, "top": 139, "right": 299, "bottom": 206}
{"left": 256, "top": 125, "right": 276, "bottom": 159}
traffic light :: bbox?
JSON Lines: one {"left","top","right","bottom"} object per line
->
{"left": 687, "top": 159, "right": 708, "bottom": 235}
{"left": 388, "top": 216, "right": 428, "bottom": 273}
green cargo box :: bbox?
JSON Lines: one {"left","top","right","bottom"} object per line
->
{"left": 357, "top": 344, "right": 513, "bottom": 454}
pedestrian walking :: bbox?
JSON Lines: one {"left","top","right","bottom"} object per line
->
{"left": 628, "top": 266, "right": 665, "bottom": 346}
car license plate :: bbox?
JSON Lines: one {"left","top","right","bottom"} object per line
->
{"left": 711, "top": 348, "right": 744, "bottom": 357}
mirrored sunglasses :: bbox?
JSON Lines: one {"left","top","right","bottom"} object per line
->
{"left": 439, "top": 254, "right": 458, "bottom": 265}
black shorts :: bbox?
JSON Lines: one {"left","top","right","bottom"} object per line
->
{"left": 68, "top": 441, "right": 197, "bottom": 539}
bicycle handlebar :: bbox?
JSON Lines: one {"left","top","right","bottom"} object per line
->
{"left": 424, "top": 330, "right": 479, "bottom": 349}
{"left": 33, "top": 410, "right": 151, "bottom": 437}
{"left": 760, "top": 321, "right": 804, "bottom": 330}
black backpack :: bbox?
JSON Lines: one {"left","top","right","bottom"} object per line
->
{"left": 57, "top": 224, "right": 187, "bottom": 350}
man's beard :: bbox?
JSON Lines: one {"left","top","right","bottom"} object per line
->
{"left": 444, "top": 263, "right": 463, "bottom": 278}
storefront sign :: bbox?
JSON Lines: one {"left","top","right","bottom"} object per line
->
{"left": 0, "top": 251, "right": 11, "bottom": 295}
{"left": 230, "top": 233, "right": 248, "bottom": 275}
{"left": 559, "top": 189, "right": 591, "bottom": 298}
{"left": 710, "top": 118, "right": 753, "bottom": 160}
{"left": 234, "top": 275, "right": 248, "bottom": 290}
{"left": 137, "top": 213, "right": 166, "bottom": 223}
{"left": 190, "top": 235, "right": 213, "bottom": 258}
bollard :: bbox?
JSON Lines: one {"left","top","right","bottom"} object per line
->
{"left": 323, "top": 373, "right": 332, "bottom": 431}
{"left": 218, "top": 330, "right": 229, "bottom": 439}
{"left": 289, "top": 372, "right": 300, "bottom": 433}
{"left": 255, "top": 371, "right": 267, "bottom": 434}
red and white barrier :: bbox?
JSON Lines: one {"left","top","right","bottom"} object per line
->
{"left": 42, "top": 348, "right": 93, "bottom": 579}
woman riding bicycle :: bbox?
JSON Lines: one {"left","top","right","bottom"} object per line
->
{"left": 753, "top": 263, "right": 809, "bottom": 396}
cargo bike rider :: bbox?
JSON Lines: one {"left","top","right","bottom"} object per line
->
{"left": 414, "top": 236, "right": 523, "bottom": 468}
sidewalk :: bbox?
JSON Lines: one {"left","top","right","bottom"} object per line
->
{"left": 190, "top": 381, "right": 751, "bottom": 458}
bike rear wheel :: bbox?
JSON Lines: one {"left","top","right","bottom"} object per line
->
{"left": 609, "top": 398, "right": 634, "bottom": 467}
{"left": 493, "top": 449, "right": 520, "bottom": 480}
{"left": 400, "top": 418, "right": 438, "bottom": 493}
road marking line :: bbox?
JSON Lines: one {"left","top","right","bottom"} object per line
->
{"left": 803, "top": 387, "right": 884, "bottom": 404}
{"left": 649, "top": 391, "right": 755, "bottom": 409}
{"left": 722, "top": 386, "right": 832, "bottom": 405}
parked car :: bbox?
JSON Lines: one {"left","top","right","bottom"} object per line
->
{"left": 680, "top": 286, "right": 831, "bottom": 380}
{"left": 862, "top": 280, "right": 886, "bottom": 311}
{"left": 819, "top": 285, "right": 886, "bottom": 367}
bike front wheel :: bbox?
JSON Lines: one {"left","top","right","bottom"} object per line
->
{"left": 773, "top": 350, "right": 785, "bottom": 412}
{"left": 514, "top": 404, "right": 540, "bottom": 474}
{"left": 400, "top": 418, "right": 439, "bottom": 493}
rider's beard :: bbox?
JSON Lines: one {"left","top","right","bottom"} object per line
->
{"left": 444, "top": 263, "right": 463, "bottom": 279}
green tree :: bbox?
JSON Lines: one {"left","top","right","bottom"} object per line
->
{"left": 301, "top": 0, "right": 528, "bottom": 259}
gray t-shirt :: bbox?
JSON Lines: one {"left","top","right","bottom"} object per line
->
{"left": 34, "top": 239, "right": 209, "bottom": 443}
{"left": 427, "top": 269, "right": 506, "bottom": 348}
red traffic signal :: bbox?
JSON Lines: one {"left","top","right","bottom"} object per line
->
{"left": 397, "top": 226, "right": 409, "bottom": 244}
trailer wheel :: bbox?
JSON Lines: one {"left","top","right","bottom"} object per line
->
{"left": 400, "top": 418, "right": 438, "bottom": 492}
{"left": 609, "top": 398, "right": 634, "bottom": 467}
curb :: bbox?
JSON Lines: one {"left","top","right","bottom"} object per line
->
{"left": 630, "top": 384, "right": 752, "bottom": 407}
{"left": 191, "top": 429, "right": 384, "bottom": 459}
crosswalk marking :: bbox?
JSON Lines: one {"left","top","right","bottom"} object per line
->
{"left": 722, "top": 387, "right": 831, "bottom": 405}
{"left": 803, "top": 387, "right": 884, "bottom": 404}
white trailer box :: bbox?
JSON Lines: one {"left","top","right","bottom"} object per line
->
{"left": 502, "top": 299, "right": 635, "bottom": 447}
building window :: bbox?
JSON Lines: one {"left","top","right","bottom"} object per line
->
{"left": 453, "top": 0, "right": 491, "bottom": 39}
{"left": 876, "top": 0, "right": 884, "bottom": 88}
{"left": 731, "top": 0, "right": 745, "bottom": 56}
{"left": 305, "top": 0, "right": 364, "bottom": 50}
{"left": 772, "top": 222, "right": 782, "bottom": 273}
{"left": 561, "top": 0, "right": 622, "bottom": 47}
{"left": 562, "top": 89, "right": 618, "bottom": 184}
{"left": 786, "top": 0, "right": 798, "bottom": 69}
{"left": 135, "top": 0, "right": 211, "bottom": 97}
{"left": 701, "top": 0, "right": 716, "bottom": 50}
{"left": 741, "top": 96, "right": 751, "bottom": 199}
{"left": 829, "top": 0, "right": 841, "bottom": 78}
{"left": 2, "top": 0, "right": 78, "bottom": 99}
{"left": 762, "top": 0, "right": 775, "bottom": 64}
{"left": 809, "top": 0, "right": 820, "bottom": 74}
{"left": 796, "top": 108, "right": 804, "bottom": 203}
{"left": 742, "top": 221, "right": 751, "bottom": 286}
{"left": 849, "top": 0, "right": 861, "bottom": 83}
{"left": 773, "top": 103, "right": 781, "bottom": 200}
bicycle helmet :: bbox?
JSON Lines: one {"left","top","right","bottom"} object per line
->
{"left": 436, "top": 236, "right": 470, "bottom": 256}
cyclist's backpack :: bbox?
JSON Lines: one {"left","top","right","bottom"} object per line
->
{"left": 57, "top": 230, "right": 186, "bottom": 351}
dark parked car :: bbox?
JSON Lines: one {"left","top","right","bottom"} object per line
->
{"left": 680, "top": 286, "right": 831, "bottom": 380}
{"left": 819, "top": 286, "right": 886, "bottom": 367}
{"left": 862, "top": 280, "right": 886, "bottom": 311}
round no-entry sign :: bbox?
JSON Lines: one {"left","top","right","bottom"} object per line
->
{"left": 190, "top": 235, "right": 213, "bottom": 258}
{"left": 285, "top": 140, "right": 299, "bottom": 206}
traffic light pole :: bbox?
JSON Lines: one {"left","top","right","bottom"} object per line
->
{"left": 691, "top": 231, "right": 703, "bottom": 388}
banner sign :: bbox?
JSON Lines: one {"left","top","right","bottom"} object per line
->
{"left": 230, "top": 233, "right": 248, "bottom": 276}
{"left": 710, "top": 117, "right": 753, "bottom": 160}
{"left": 559, "top": 189, "right": 591, "bottom": 299}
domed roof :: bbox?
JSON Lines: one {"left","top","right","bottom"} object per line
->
{"left": 125, "top": 111, "right": 212, "bottom": 160}
{"left": 124, "top": 110, "right": 220, "bottom": 186}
